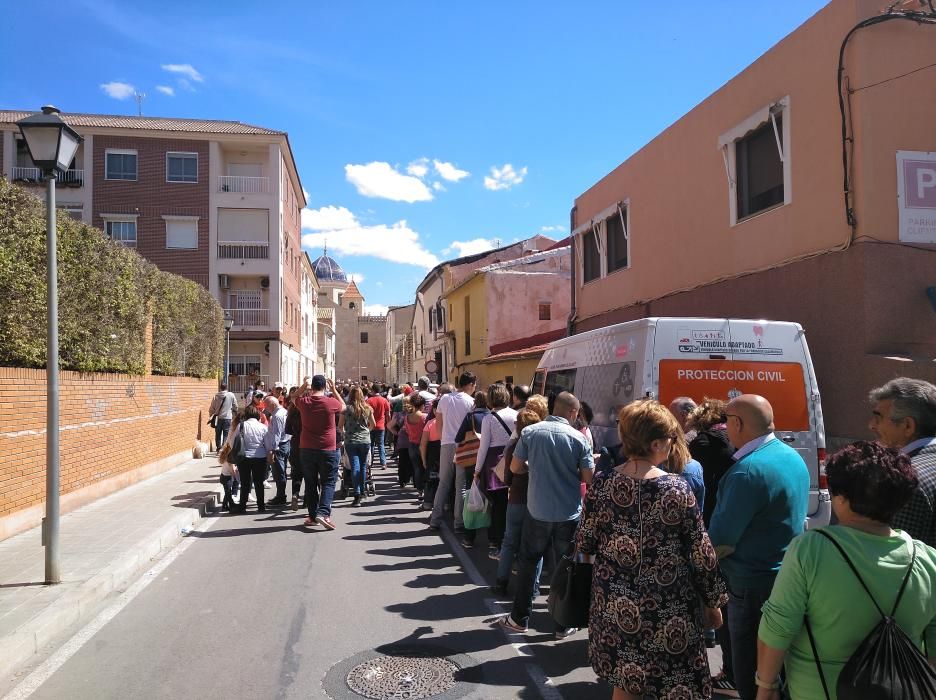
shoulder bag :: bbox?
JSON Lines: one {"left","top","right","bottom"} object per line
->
{"left": 455, "top": 412, "right": 482, "bottom": 467}
{"left": 548, "top": 552, "right": 593, "bottom": 629}
{"left": 490, "top": 412, "right": 514, "bottom": 486}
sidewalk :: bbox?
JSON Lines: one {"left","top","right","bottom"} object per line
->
{"left": 0, "top": 456, "right": 226, "bottom": 682}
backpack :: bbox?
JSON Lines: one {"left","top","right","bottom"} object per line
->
{"left": 804, "top": 528, "right": 936, "bottom": 700}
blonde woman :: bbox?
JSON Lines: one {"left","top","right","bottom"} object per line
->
{"left": 339, "top": 386, "right": 376, "bottom": 507}
{"left": 577, "top": 399, "right": 727, "bottom": 700}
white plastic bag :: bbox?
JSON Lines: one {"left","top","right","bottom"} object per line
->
{"left": 467, "top": 480, "right": 488, "bottom": 513}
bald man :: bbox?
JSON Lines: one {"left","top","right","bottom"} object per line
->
{"left": 708, "top": 394, "right": 809, "bottom": 700}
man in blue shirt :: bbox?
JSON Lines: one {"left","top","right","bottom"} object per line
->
{"left": 498, "top": 391, "right": 594, "bottom": 638}
{"left": 708, "top": 394, "right": 809, "bottom": 700}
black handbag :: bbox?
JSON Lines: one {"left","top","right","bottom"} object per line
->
{"left": 547, "top": 555, "right": 593, "bottom": 629}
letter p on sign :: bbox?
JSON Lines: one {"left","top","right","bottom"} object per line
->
{"left": 917, "top": 168, "right": 936, "bottom": 200}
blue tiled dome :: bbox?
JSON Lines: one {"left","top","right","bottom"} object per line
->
{"left": 312, "top": 253, "right": 347, "bottom": 283}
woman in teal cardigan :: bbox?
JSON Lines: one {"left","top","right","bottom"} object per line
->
{"left": 755, "top": 441, "right": 936, "bottom": 699}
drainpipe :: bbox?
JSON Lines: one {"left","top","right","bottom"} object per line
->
{"left": 566, "top": 204, "right": 578, "bottom": 337}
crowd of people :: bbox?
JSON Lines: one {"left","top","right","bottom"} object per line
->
{"left": 207, "top": 373, "right": 936, "bottom": 700}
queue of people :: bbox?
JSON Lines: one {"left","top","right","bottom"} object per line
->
{"left": 210, "top": 373, "right": 936, "bottom": 699}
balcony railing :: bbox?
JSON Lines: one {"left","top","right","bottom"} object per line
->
{"left": 225, "top": 308, "right": 270, "bottom": 326}
{"left": 12, "top": 167, "right": 84, "bottom": 186}
{"left": 218, "top": 176, "right": 270, "bottom": 194}
{"left": 12, "top": 166, "right": 41, "bottom": 182}
{"left": 217, "top": 241, "right": 269, "bottom": 259}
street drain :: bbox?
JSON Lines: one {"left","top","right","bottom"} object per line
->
{"left": 346, "top": 655, "right": 459, "bottom": 700}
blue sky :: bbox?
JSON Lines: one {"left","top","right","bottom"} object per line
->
{"left": 4, "top": 0, "right": 829, "bottom": 313}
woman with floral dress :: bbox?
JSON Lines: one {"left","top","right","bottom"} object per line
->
{"left": 577, "top": 399, "right": 727, "bottom": 700}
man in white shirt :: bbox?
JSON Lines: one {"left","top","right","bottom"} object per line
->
{"left": 429, "top": 371, "right": 477, "bottom": 532}
{"left": 263, "top": 396, "right": 291, "bottom": 505}
{"left": 209, "top": 383, "right": 238, "bottom": 452}
{"left": 416, "top": 376, "right": 437, "bottom": 403}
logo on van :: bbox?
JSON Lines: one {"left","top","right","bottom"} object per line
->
{"left": 677, "top": 328, "right": 782, "bottom": 356}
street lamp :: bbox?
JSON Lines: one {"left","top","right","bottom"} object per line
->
{"left": 223, "top": 311, "right": 234, "bottom": 388}
{"left": 17, "top": 106, "right": 84, "bottom": 585}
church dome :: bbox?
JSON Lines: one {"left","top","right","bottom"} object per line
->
{"left": 312, "top": 252, "right": 347, "bottom": 284}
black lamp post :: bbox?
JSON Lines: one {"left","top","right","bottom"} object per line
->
{"left": 16, "top": 106, "right": 83, "bottom": 585}
{"left": 223, "top": 311, "right": 234, "bottom": 388}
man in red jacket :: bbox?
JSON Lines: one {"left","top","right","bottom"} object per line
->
{"left": 366, "top": 383, "right": 392, "bottom": 469}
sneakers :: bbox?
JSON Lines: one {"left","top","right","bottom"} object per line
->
{"left": 267, "top": 496, "right": 287, "bottom": 506}
{"left": 291, "top": 495, "right": 299, "bottom": 511}
{"left": 497, "top": 615, "right": 527, "bottom": 633}
{"left": 555, "top": 627, "right": 579, "bottom": 640}
{"left": 460, "top": 538, "right": 475, "bottom": 548}
{"left": 351, "top": 497, "right": 362, "bottom": 508}
{"left": 489, "top": 580, "right": 509, "bottom": 596}
{"left": 315, "top": 515, "right": 337, "bottom": 530}
{"left": 488, "top": 546, "right": 500, "bottom": 561}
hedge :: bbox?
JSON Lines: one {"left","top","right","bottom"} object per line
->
{"left": 0, "top": 177, "right": 223, "bottom": 377}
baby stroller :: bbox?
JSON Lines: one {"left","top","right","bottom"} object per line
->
{"left": 337, "top": 444, "right": 376, "bottom": 499}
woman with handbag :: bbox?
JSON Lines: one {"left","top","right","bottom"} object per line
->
{"left": 403, "top": 394, "right": 429, "bottom": 500}
{"left": 230, "top": 404, "right": 269, "bottom": 514}
{"left": 577, "top": 399, "right": 727, "bottom": 700}
{"left": 466, "top": 383, "right": 517, "bottom": 556}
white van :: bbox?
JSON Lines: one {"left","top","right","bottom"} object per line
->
{"left": 533, "top": 317, "right": 831, "bottom": 527}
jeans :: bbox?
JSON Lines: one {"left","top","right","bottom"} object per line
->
{"left": 301, "top": 448, "right": 341, "bottom": 518}
{"left": 214, "top": 418, "right": 231, "bottom": 452}
{"left": 370, "top": 429, "right": 386, "bottom": 466}
{"left": 509, "top": 514, "right": 578, "bottom": 629}
{"left": 408, "top": 445, "right": 425, "bottom": 492}
{"left": 727, "top": 582, "right": 775, "bottom": 700}
{"left": 430, "top": 443, "right": 467, "bottom": 529}
{"left": 346, "top": 442, "right": 371, "bottom": 497}
{"left": 496, "top": 503, "right": 543, "bottom": 587}
{"left": 237, "top": 457, "right": 267, "bottom": 511}
{"left": 271, "top": 441, "right": 290, "bottom": 500}
{"left": 219, "top": 473, "right": 234, "bottom": 510}
{"left": 289, "top": 442, "right": 303, "bottom": 498}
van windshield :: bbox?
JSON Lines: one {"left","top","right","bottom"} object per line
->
{"left": 543, "top": 369, "right": 576, "bottom": 413}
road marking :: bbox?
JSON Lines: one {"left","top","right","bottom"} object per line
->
{"left": 1, "top": 516, "right": 218, "bottom": 700}
{"left": 438, "top": 525, "right": 565, "bottom": 700}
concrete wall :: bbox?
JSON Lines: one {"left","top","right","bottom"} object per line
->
{"left": 486, "top": 270, "right": 571, "bottom": 349}
{"left": 0, "top": 369, "right": 216, "bottom": 541}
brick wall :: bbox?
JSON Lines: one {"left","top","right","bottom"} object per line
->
{"left": 92, "top": 135, "right": 210, "bottom": 285}
{"left": 0, "top": 368, "right": 216, "bottom": 539}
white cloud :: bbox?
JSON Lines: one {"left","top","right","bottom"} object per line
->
{"left": 540, "top": 225, "right": 565, "bottom": 233}
{"left": 445, "top": 238, "right": 499, "bottom": 257}
{"left": 345, "top": 162, "right": 433, "bottom": 203}
{"left": 346, "top": 272, "right": 366, "bottom": 284}
{"left": 100, "top": 81, "right": 135, "bottom": 100}
{"left": 432, "top": 181, "right": 446, "bottom": 192}
{"left": 155, "top": 85, "right": 175, "bottom": 96}
{"left": 407, "top": 158, "right": 429, "bottom": 178}
{"left": 302, "top": 188, "right": 310, "bottom": 201}
{"left": 433, "top": 160, "right": 470, "bottom": 182}
{"left": 484, "top": 163, "right": 528, "bottom": 191}
{"left": 364, "top": 304, "right": 390, "bottom": 316}
{"left": 301, "top": 205, "right": 358, "bottom": 231}
{"left": 302, "top": 206, "right": 439, "bottom": 268}
{"left": 161, "top": 63, "right": 204, "bottom": 82}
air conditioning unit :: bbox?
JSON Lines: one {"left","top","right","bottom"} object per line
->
{"left": 260, "top": 276, "right": 270, "bottom": 288}
{"left": 219, "top": 274, "right": 230, "bottom": 290}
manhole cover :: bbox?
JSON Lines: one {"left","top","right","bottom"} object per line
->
{"left": 346, "top": 655, "right": 459, "bottom": 700}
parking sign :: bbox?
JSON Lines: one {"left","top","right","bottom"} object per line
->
{"left": 897, "top": 151, "right": 936, "bottom": 244}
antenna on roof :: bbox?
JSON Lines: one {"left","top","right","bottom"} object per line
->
{"left": 133, "top": 91, "right": 146, "bottom": 116}
{"left": 323, "top": 241, "right": 328, "bottom": 257}
{"left": 493, "top": 238, "right": 502, "bottom": 248}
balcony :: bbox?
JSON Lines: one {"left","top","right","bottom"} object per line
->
{"left": 217, "top": 241, "right": 269, "bottom": 259}
{"left": 225, "top": 308, "right": 270, "bottom": 327}
{"left": 226, "top": 374, "right": 270, "bottom": 395}
{"left": 12, "top": 167, "right": 84, "bottom": 186}
{"left": 218, "top": 176, "right": 270, "bottom": 194}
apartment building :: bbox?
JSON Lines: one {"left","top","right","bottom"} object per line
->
{"left": 0, "top": 110, "right": 307, "bottom": 392}
{"left": 298, "top": 251, "right": 320, "bottom": 381}
{"left": 386, "top": 304, "right": 416, "bottom": 385}
{"left": 411, "top": 235, "right": 556, "bottom": 383}
{"left": 444, "top": 245, "right": 571, "bottom": 387}
{"left": 569, "top": 0, "right": 936, "bottom": 444}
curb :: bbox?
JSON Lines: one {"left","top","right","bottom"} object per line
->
{"left": 0, "top": 482, "right": 224, "bottom": 683}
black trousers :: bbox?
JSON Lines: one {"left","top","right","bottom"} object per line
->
{"left": 237, "top": 457, "right": 267, "bottom": 510}
{"left": 219, "top": 473, "right": 234, "bottom": 510}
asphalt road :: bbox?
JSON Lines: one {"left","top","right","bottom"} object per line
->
{"left": 11, "top": 466, "right": 617, "bottom": 700}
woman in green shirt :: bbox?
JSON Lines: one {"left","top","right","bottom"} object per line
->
{"left": 339, "top": 386, "right": 376, "bottom": 508}
{"left": 756, "top": 441, "right": 936, "bottom": 699}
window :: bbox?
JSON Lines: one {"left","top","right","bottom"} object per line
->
{"left": 582, "top": 227, "right": 601, "bottom": 283}
{"left": 105, "top": 220, "right": 137, "bottom": 247}
{"left": 720, "top": 98, "right": 791, "bottom": 225}
{"left": 166, "top": 152, "right": 197, "bottom": 183}
{"left": 538, "top": 302, "right": 551, "bottom": 321}
{"left": 164, "top": 216, "right": 198, "bottom": 249}
{"left": 505, "top": 375, "right": 514, "bottom": 384}
{"left": 229, "top": 354, "right": 261, "bottom": 377}
{"left": 736, "top": 116, "right": 783, "bottom": 219}
{"left": 105, "top": 150, "right": 137, "bottom": 181}
{"left": 605, "top": 206, "right": 629, "bottom": 273}
{"left": 349, "top": 301, "right": 356, "bottom": 310}
{"left": 360, "top": 332, "right": 369, "bottom": 344}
